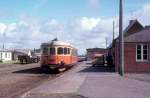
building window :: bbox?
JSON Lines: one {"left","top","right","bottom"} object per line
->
{"left": 5, "top": 52, "right": 7, "bottom": 58}
{"left": 58, "top": 47, "right": 63, "bottom": 55}
{"left": 136, "top": 44, "right": 148, "bottom": 61}
{"left": 8, "top": 53, "right": 10, "bottom": 58}
{"left": 0, "top": 52, "right": 2, "bottom": 59}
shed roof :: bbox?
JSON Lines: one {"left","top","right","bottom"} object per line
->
{"left": 86, "top": 48, "right": 106, "bottom": 52}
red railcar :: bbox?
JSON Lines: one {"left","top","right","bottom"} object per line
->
{"left": 40, "top": 40, "right": 78, "bottom": 71}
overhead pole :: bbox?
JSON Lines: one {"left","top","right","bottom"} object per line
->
{"left": 119, "top": 0, "right": 124, "bottom": 76}
{"left": 3, "top": 28, "right": 6, "bottom": 50}
{"left": 113, "top": 20, "right": 115, "bottom": 41}
{"left": 105, "top": 37, "right": 108, "bottom": 49}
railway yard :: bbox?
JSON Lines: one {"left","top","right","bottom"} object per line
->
{"left": 0, "top": 62, "right": 150, "bottom": 98}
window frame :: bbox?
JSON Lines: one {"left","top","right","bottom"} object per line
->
{"left": 49, "top": 47, "right": 56, "bottom": 55}
{"left": 42, "top": 47, "right": 48, "bottom": 55}
{"left": 5, "top": 52, "right": 7, "bottom": 58}
{"left": 57, "top": 47, "right": 64, "bottom": 55}
{"left": 136, "top": 44, "right": 148, "bottom": 62}
{"left": 0, "top": 52, "right": 2, "bottom": 59}
{"left": 67, "top": 48, "right": 70, "bottom": 55}
{"left": 64, "top": 47, "right": 68, "bottom": 55}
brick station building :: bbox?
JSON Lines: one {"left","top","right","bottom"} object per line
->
{"left": 111, "top": 20, "right": 150, "bottom": 73}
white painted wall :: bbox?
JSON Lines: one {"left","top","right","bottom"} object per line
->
{"left": 0, "top": 52, "right": 12, "bottom": 62}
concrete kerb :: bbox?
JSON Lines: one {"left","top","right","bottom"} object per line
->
{"left": 22, "top": 92, "right": 87, "bottom": 98}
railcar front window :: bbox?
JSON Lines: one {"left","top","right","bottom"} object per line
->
{"left": 43, "top": 47, "right": 48, "bottom": 55}
{"left": 50, "top": 47, "right": 55, "bottom": 55}
{"left": 58, "top": 47, "right": 63, "bottom": 55}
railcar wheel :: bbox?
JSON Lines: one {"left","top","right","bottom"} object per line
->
{"left": 92, "top": 64, "right": 96, "bottom": 67}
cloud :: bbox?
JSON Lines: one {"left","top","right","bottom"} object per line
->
{"left": 136, "top": 3, "right": 150, "bottom": 25}
{"left": 0, "top": 3, "right": 150, "bottom": 54}
{"left": 0, "top": 17, "right": 113, "bottom": 54}
{"left": 80, "top": 17, "right": 101, "bottom": 31}
{"left": 0, "top": 23, "right": 7, "bottom": 34}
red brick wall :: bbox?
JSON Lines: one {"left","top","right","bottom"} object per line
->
{"left": 115, "top": 42, "right": 150, "bottom": 73}
{"left": 124, "top": 43, "right": 150, "bottom": 73}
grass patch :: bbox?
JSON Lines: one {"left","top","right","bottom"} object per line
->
{"left": 1, "top": 60, "right": 20, "bottom": 64}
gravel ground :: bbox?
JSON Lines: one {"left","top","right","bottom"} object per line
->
{"left": 0, "top": 74, "right": 49, "bottom": 98}
{"left": 0, "top": 63, "right": 55, "bottom": 98}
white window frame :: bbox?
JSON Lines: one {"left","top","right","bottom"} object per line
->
{"left": 0, "top": 52, "right": 2, "bottom": 59}
{"left": 136, "top": 44, "right": 148, "bottom": 62}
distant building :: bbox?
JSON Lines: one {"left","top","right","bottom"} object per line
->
{"left": 0, "top": 50, "right": 25, "bottom": 62}
{"left": 0, "top": 49, "right": 41, "bottom": 62}
{"left": 110, "top": 20, "right": 150, "bottom": 73}
{"left": 15, "top": 49, "right": 40, "bottom": 58}
{"left": 86, "top": 48, "right": 107, "bottom": 60}
{"left": 33, "top": 48, "right": 41, "bottom": 58}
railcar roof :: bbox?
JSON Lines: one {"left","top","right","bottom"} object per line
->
{"left": 41, "top": 41, "right": 77, "bottom": 49}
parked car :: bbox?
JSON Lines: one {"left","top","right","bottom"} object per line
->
{"left": 18, "top": 55, "right": 39, "bottom": 64}
{"left": 78, "top": 56, "right": 87, "bottom": 62}
{"left": 92, "top": 55, "right": 105, "bottom": 66}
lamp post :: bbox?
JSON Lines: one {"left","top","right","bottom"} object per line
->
{"left": 119, "top": 0, "right": 124, "bottom": 76}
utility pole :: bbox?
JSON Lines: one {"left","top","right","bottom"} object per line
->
{"left": 119, "top": 0, "right": 124, "bottom": 76}
{"left": 113, "top": 20, "right": 115, "bottom": 41}
{"left": 105, "top": 37, "right": 108, "bottom": 49}
{"left": 2, "top": 30, "right": 6, "bottom": 50}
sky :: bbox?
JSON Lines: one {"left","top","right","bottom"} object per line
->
{"left": 0, "top": 0, "right": 150, "bottom": 54}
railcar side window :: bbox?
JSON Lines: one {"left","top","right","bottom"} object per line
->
{"left": 71, "top": 49, "right": 77, "bottom": 56}
{"left": 50, "top": 47, "right": 55, "bottom": 55}
{"left": 64, "top": 48, "right": 67, "bottom": 55}
{"left": 58, "top": 47, "right": 63, "bottom": 55}
{"left": 43, "top": 47, "right": 48, "bottom": 54}
{"left": 67, "top": 48, "right": 70, "bottom": 54}
{"left": 75, "top": 50, "right": 78, "bottom": 56}
{"left": 71, "top": 49, "right": 74, "bottom": 55}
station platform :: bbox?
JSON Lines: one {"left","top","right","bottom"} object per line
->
{"left": 22, "top": 62, "right": 150, "bottom": 98}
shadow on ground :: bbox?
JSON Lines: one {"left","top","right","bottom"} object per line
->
{"left": 13, "top": 67, "right": 58, "bottom": 74}
{"left": 79, "top": 65, "right": 115, "bottom": 73}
